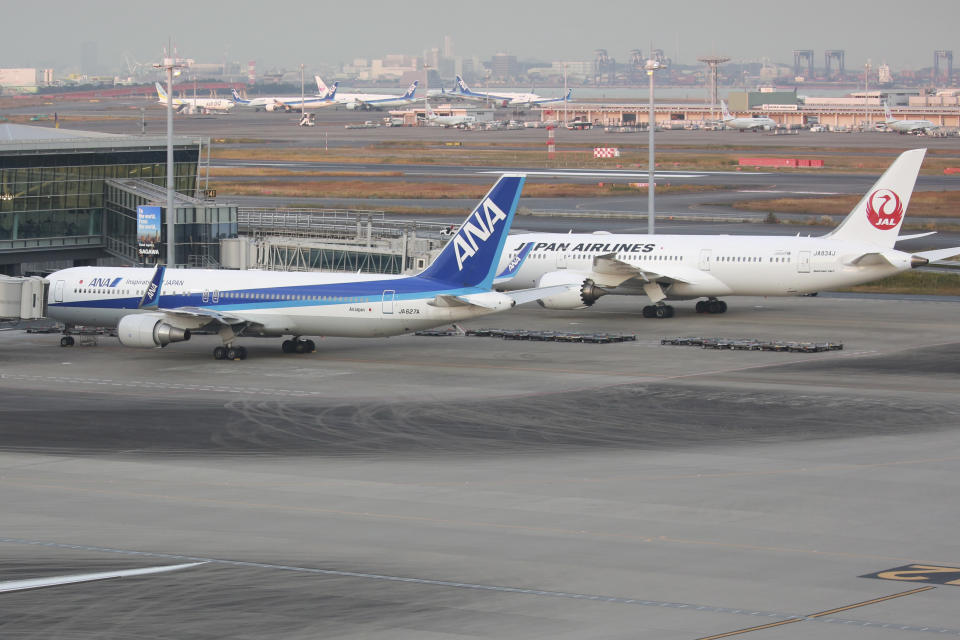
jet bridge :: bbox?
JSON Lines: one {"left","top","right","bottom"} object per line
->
{"left": 0, "top": 275, "right": 48, "bottom": 321}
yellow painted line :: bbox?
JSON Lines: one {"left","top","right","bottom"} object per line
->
{"left": 696, "top": 617, "right": 802, "bottom": 640}
{"left": 697, "top": 585, "right": 935, "bottom": 640}
{"left": 807, "top": 585, "right": 935, "bottom": 618}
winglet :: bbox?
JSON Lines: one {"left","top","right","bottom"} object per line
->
{"left": 494, "top": 242, "right": 533, "bottom": 285}
{"left": 139, "top": 264, "right": 165, "bottom": 309}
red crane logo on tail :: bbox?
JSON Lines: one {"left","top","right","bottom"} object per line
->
{"left": 865, "top": 189, "right": 904, "bottom": 230}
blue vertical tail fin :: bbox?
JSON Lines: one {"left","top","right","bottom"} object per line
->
{"left": 418, "top": 175, "right": 526, "bottom": 289}
{"left": 403, "top": 81, "right": 418, "bottom": 99}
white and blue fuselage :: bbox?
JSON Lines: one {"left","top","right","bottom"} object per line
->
{"left": 47, "top": 267, "right": 510, "bottom": 337}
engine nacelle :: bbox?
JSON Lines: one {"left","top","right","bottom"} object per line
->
{"left": 117, "top": 313, "right": 191, "bottom": 348}
{"left": 536, "top": 271, "right": 606, "bottom": 310}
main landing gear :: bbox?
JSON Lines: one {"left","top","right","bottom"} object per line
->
{"left": 695, "top": 298, "right": 728, "bottom": 314}
{"left": 642, "top": 304, "right": 675, "bottom": 318}
{"left": 282, "top": 337, "right": 315, "bottom": 354}
{"left": 60, "top": 336, "right": 75, "bottom": 347}
{"left": 213, "top": 345, "right": 248, "bottom": 360}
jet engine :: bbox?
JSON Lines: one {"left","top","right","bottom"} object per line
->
{"left": 117, "top": 313, "right": 191, "bottom": 348}
{"left": 535, "top": 271, "right": 607, "bottom": 310}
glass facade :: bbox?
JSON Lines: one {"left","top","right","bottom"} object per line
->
{"left": 0, "top": 148, "right": 198, "bottom": 243}
{"left": 104, "top": 180, "right": 237, "bottom": 267}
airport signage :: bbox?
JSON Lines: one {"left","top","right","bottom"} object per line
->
{"left": 137, "top": 205, "right": 162, "bottom": 261}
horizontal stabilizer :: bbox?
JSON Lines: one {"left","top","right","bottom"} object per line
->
{"left": 897, "top": 232, "right": 937, "bottom": 241}
{"left": 913, "top": 246, "right": 960, "bottom": 263}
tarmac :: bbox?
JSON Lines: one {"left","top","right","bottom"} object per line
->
{"left": 2, "top": 294, "right": 960, "bottom": 638}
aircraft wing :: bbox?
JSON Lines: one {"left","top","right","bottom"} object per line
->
{"left": 161, "top": 306, "right": 250, "bottom": 326}
{"left": 429, "top": 284, "right": 576, "bottom": 309}
{"left": 592, "top": 253, "right": 699, "bottom": 285}
{"left": 502, "top": 284, "right": 577, "bottom": 305}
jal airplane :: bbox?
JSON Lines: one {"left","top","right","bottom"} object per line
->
{"left": 493, "top": 149, "right": 960, "bottom": 318}
{"left": 883, "top": 103, "right": 937, "bottom": 134}
{"left": 720, "top": 100, "right": 777, "bottom": 132}
{"left": 316, "top": 76, "right": 418, "bottom": 110}
{"left": 155, "top": 83, "right": 234, "bottom": 114}
{"left": 46, "top": 175, "right": 566, "bottom": 360}
{"left": 453, "top": 76, "right": 571, "bottom": 107}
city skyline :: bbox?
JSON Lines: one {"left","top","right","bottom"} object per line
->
{"left": 1, "top": 0, "right": 957, "bottom": 73}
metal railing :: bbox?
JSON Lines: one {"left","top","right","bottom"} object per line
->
{"left": 238, "top": 207, "right": 452, "bottom": 241}
{"left": 0, "top": 234, "right": 103, "bottom": 252}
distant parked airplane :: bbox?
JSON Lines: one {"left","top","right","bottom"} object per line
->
{"left": 453, "top": 76, "right": 571, "bottom": 107}
{"left": 155, "top": 83, "right": 233, "bottom": 114}
{"left": 315, "top": 76, "right": 419, "bottom": 110}
{"left": 883, "top": 102, "right": 937, "bottom": 134}
{"left": 720, "top": 100, "right": 776, "bottom": 132}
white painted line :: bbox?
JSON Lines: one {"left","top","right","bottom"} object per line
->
{"left": 0, "top": 562, "right": 205, "bottom": 593}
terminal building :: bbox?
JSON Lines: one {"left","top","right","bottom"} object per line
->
{"left": 0, "top": 124, "right": 230, "bottom": 275}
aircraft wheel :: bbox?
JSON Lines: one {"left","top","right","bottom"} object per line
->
{"left": 642, "top": 305, "right": 655, "bottom": 318}
{"left": 294, "top": 340, "right": 308, "bottom": 354}
{"left": 213, "top": 346, "right": 227, "bottom": 360}
{"left": 237, "top": 346, "right": 248, "bottom": 360}
{"left": 60, "top": 336, "right": 75, "bottom": 347}
{"left": 654, "top": 305, "right": 668, "bottom": 318}
{"left": 718, "top": 301, "right": 728, "bottom": 313}
{"left": 707, "top": 300, "right": 720, "bottom": 314}
{"left": 282, "top": 339, "right": 296, "bottom": 354}
{"left": 664, "top": 305, "right": 675, "bottom": 318}
{"left": 304, "top": 339, "right": 316, "bottom": 353}
{"left": 695, "top": 301, "right": 706, "bottom": 313}
{"left": 226, "top": 347, "right": 238, "bottom": 361}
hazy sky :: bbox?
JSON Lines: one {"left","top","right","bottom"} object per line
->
{"left": 2, "top": 0, "right": 957, "bottom": 72}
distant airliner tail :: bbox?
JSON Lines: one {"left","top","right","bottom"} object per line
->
{"left": 231, "top": 88, "right": 249, "bottom": 104}
{"left": 402, "top": 81, "right": 418, "bottom": 99}
{"left": 824, "top": 148, "right": 926, "bottom": 248}
{"left": 418, "top": 174, "right": 526, "bottom": 289}
{"left": 883, "top": 101, "right": 894, "bottom": 122}
{"left": 455, "top": 75, "right": 471, "bottom": 94}
{"left": 315, "top": 75, "right": 329, "bottom": 95}
{"left": 155, "top": 82, "right": 167, "bottom": 101}
{"left": 720, "top": 99, "right": 732, "bottom": 121}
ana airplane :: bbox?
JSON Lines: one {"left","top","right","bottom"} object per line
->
{"left": 493, "top": 149, "right": 960, "bottom": 318}
{"left": 230, "top": 86, "right": 336, "bottom": 112}
{"left": 46, "top": 175, "right": 568, "bottom": 360}
{"left": 883, "top": 103, "right": 937, "bottom": 135}
{"left": 423, "top": 101, "right": 475, "bottom": 128}
{"left": 720, "top": 100, "right": 777, "bottom": 132}
{"left": 453, "top": 76, "right": 571, "bottom": 107}
{"left": 155, "top": 83, "right": 234, "bottom": 114}
{"left": 316, "top": 76, "right": 418, "bottom": 110}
